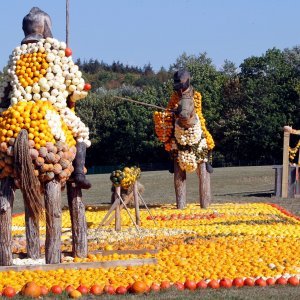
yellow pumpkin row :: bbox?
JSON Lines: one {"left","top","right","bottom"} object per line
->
{"left": 3, "top": 203, "right": 299, "bottom": 291}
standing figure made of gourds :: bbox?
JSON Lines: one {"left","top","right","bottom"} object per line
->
{"left": 0, "top": 7, "right": 91, "bottom": 190}
{"left": 154, "top": 70, "right": 215, "bottom": 208}
{"left": 0, "top": 7, "right": 92, "bottom": 265}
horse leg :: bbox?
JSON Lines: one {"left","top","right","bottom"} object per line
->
{"left": 25, "top": 205, "right": 40, "bottom": 259}
{"left": 67, "top": 182, "right": 87, "bottom": 258}
{"left": 197, "top": 162, "right": 212, "bottom": 208}
{"left": 44, "top": 179, "right": 62, "bottom": 264}
{"left": 0, "top": 177, "right": 15, "bottom": 266}
{"left": 174, "top": 159, "right": 186, "bottom": 209}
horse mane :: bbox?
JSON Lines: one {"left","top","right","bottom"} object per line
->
{"left": 14, "top": 129, "right": 44, "bottom": 223}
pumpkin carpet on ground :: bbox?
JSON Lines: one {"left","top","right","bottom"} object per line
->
{"left": 3, "top": 202, "right": 300, "bottom": 292}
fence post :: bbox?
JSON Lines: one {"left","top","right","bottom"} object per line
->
{"left": 282, "top": 127, "right": 291, "bottom": 198}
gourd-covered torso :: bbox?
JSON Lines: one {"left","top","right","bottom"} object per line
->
{"left": 0, "top": 37, "right": 90, "bottom": 184}
{"left": 154, "top": 91, "right": 215, "bottom": 172}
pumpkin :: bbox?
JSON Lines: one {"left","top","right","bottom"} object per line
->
{"left": 53, "top": 163, "right": 62, "bottom": 175}
{"left": 45, "top": 171, "right": 54, "bottom": 181}
{"left": 29, "top": 148, "right": 39, "bottom": 160}
{"left": 35, "top": 156, "right": 44, "bottom": 167}
{"left": 59, "top": 158, "right": 70, "bottom": 169}
{"left": 131, "top": 281, "right": 147, "bottom": 294}
{"left": 21, "top": 282, "right": 41, "bottom": 298}
{"left": 38, "top": 147, "right": 48, "bottom": 158}
{"left": 8, "top": 138, "right": 15, "bottom": 146}
{"left": 0, "top": 142, "right": 8, "bottom": 152}
{"left": 45, "top": 152, "right": 56, "bottom": 164}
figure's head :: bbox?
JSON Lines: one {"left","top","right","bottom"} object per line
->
{"left": 173, "top": 69, "right": 190, "bottom": 96}
{"left": 22, "top": 7, "right": 53, "bottom": 44}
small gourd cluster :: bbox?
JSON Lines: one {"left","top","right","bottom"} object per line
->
{"left": 110, "top": 166, "right": 141, "bottom": 190}
{"left": 153, "top": 111, "right": 174, "bottom": 143}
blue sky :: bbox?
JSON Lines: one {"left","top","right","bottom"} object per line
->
{"left": 1, "top": 0, "right": 300, "bottom": 71}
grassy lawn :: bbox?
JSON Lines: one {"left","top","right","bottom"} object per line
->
{"left": 8, "top": 165, "right": 300, "bottom": 299}
{"left": 13, "top": 165, "right": 299, "bottom": 216}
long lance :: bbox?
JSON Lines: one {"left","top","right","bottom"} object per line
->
{"left": 66, "top": 0, "right": 70, "bottom": 47}
{"left": 113, "top": 96, "right": 176, "bottom": 112}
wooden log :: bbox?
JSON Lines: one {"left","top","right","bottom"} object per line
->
{"left": 0, "top": 257, "right": 157, "bottom": 272}
{"left": 103, "top": 196, "right": 131, "bottom": 226}
{"left": 44, "top": 180, "right": 61, "bottom": 264}
{"left": 63, "top": 248, "right": 158, "bottom": 257}
{"left": 197, "top": 162, "right": 211, "bottom": 208}
{"left": 282, "top": 129, "right": 290, "bottom": 198}
{"left": 0, "top": 177, "right": 15, "bottom": 266}
{"left": 24, "top": 205, "right": 40, "bottom": 259}
{"left": 67, "top": 182, "right": 87, "bottom": 258}
{"left": 133, "top": 182, "right": 140, "bottom": 226}
{"left": 98, "top": 196, "right": 120, "bottom": 227}
{"left": 15, "top": 248, "right": 159, "bottom": 259}
{"left": 115, "top": 186, "right": 121, "bottom": 231}
{"left": 174, "top": 159, "right": 186, "bottom": 209}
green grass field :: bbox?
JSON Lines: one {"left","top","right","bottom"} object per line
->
{"left": 13, "top": 165, "right": 300, "bottom": 217}
{"left": 10, "top": 166, "right": 300, "bottom": 299}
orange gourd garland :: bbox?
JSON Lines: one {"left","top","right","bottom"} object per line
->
{"left": 153, "top": 90, "right": 215, "bottom": 171}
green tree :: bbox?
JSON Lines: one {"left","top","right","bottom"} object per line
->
{"left": 238, "top": 48, "right": 299, "bottom": 162}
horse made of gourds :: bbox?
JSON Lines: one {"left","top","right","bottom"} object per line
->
{"left": 154, "top": 71, "right": 214, "bottom": 209}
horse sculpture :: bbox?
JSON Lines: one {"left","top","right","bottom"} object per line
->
{"left": 0, "top": 7, "right": 91, "bottom": 266}
{"left": 154, "top": 70, "right": 214, "bottom": 209}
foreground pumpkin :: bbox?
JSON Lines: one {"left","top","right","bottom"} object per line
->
{"left": 21, "top": 282, "right": 41, "bottom": 298}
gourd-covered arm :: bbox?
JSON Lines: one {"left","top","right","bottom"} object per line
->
{"left": 0, "top": 70, "right": 12, "bottom": 109}
{"left": 0, "top": 84, "right": 12, "bottom": 109}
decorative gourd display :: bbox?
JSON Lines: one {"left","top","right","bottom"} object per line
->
{"left": 153, "top": 91, "right": 215, "bottom": 172}
{"left": 0, "top": 37, "right": 91, "bottom": 186}
{"left": 153, "top": 111, "right": 174, "bottom": 144}
{"left": 110, "top": 166, "right": 141, "bottom": 190}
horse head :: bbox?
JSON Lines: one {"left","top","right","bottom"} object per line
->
{"left": 173, "top": 69, "right": 197, "bottom": 128}
{"left": 176, "top": 90, "right": 198, "bottom": 129}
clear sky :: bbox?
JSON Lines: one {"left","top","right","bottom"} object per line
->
{"left": 1, "top": 0, "right": 300, "bottom": 71}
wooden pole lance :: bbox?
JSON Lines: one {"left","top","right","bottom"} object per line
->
{"left": 66, "top": 0, "right": 70, "bottom": 47}
{"left": 114, "top": 96, "right": 176, "bottom": 112}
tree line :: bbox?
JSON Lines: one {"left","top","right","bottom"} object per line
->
{"left": 2, "top": 47, "right": 300, "bottom": 169}
{"left": 76, "top": 47, "right": 300, "bottom": 169}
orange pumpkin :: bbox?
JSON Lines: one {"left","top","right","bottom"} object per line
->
{"left": 2, "top": 286, "right": 16, "bottom": 298}
{"left": 131, "top": 281, "right": 148, "bottom": 294}
{"left": 21, "top": 282, "right": 41, "bottom": 298}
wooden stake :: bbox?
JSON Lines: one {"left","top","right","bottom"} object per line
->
{"left": 115, "top": 186, "right": 121, "bottom": 231}
{"left": 174, "top": 159, "right": 186, "bottom": 209}
{"left": 67, "top": 182, "right": 87, "bottom": 258}
{"left": 133, "top": 182, "right": 140, "bottom": 226}
{"left": 0, "top": 178, "right": 15, "bottom": 266}
{"left": 101, "top": 196, "right": 132, "bottom": 226}
{"left": 44, "top": 180, "right": 62, "bottom": 264}
{"left": 197, "top": 162, "right": 211, "bottom": 208}
{"left": 116, "top": 193, "right": 141, "bottom": 235}
{"left": 282, "top": 129, "right": 290, "bottom": 198}
{"left": 137, "top": 191, "right": 158, "bottom": 226}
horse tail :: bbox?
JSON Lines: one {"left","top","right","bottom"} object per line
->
{"left": 14, "top": 129, "right": 44, "bottom": 223}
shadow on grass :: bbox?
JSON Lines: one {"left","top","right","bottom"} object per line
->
{"left": 215, "top": 190, "right": 274, "bottom": 198}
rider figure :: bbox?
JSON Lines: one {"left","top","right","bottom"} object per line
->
{"left": 21, "top": 7, "right": 91, "bottom": 189}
